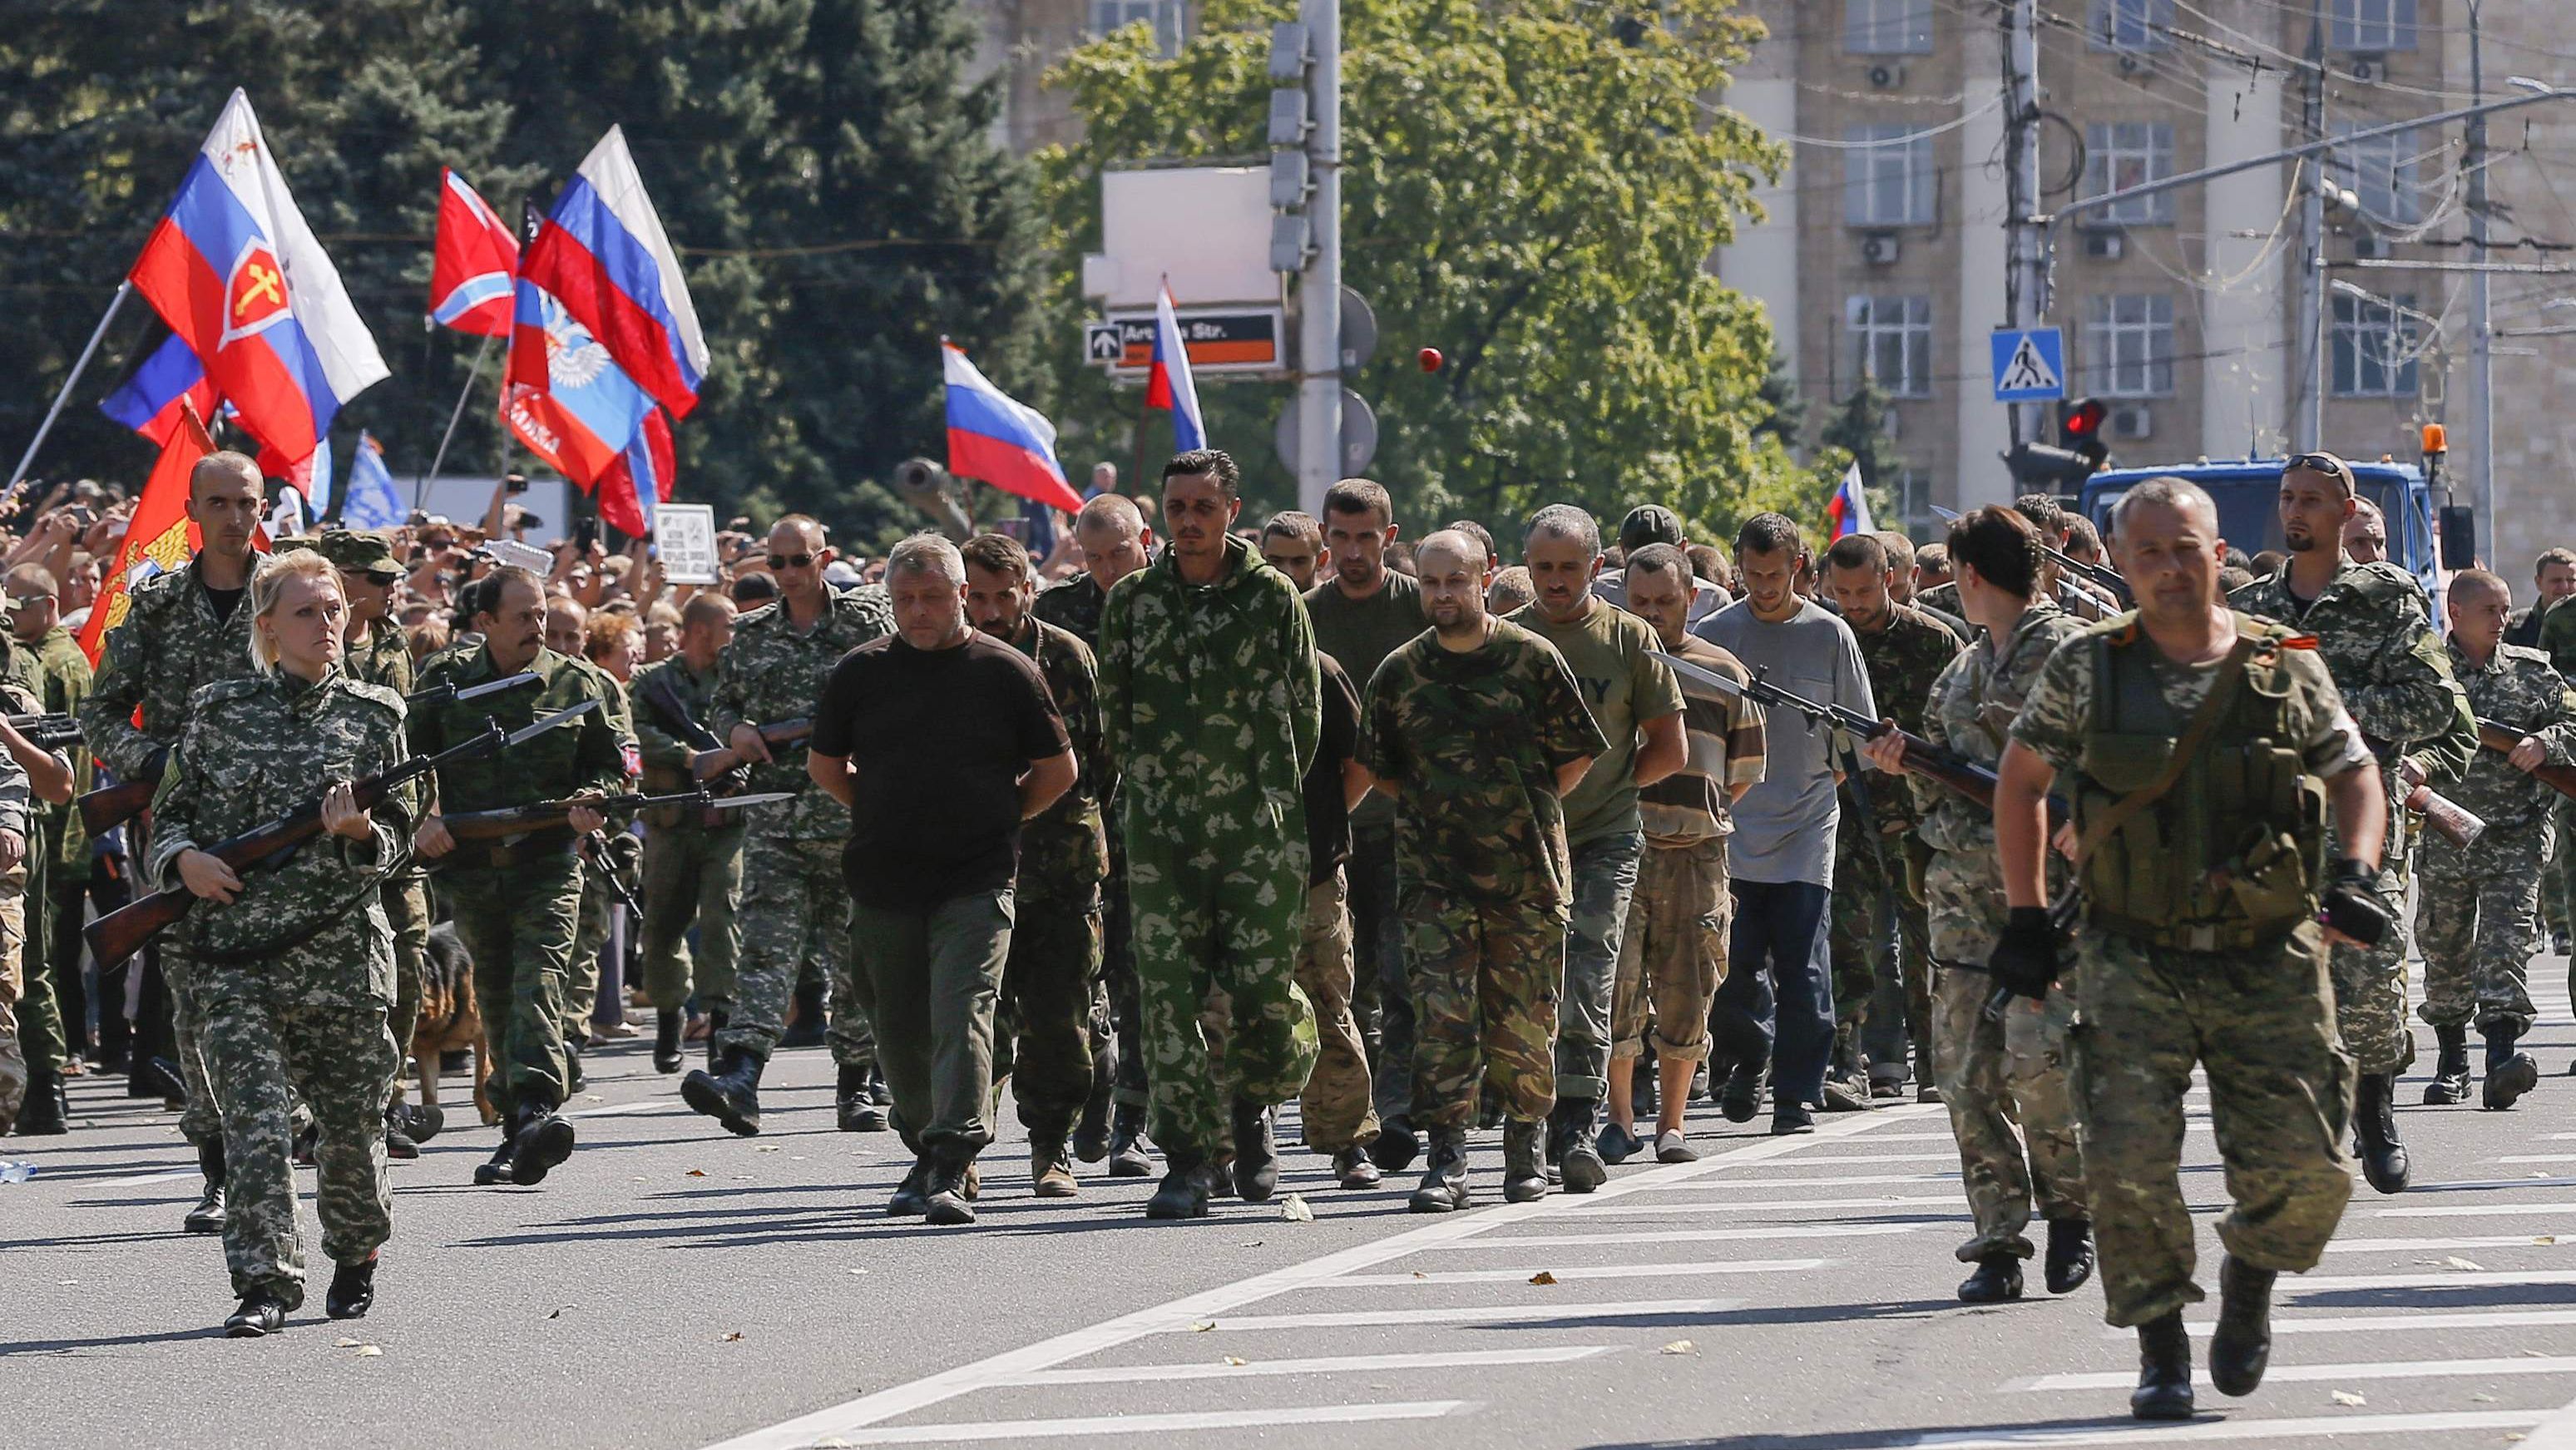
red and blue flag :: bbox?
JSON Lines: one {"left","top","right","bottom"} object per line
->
{"left": 943, "top": 342, "right": 1079, "bottom": 514}
{"left": 99, "top": 334, "right": 220, "bottom": 446}
{"left": 1826, "top": 460, "right": 1875, "bottom": 541}
{"left": 503, "top": 273, "right": 656, "bottom": 492}
{"left": 429, "top": 168, "right": 519, "bottom": 337}
{"left": 517, "top": 126, "right": 708, "bottom": 420}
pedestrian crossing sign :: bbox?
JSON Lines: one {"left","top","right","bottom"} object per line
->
{"left": 1990, "top": 327, "right": 2066, "bottom": 403}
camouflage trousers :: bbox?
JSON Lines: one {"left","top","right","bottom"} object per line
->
{"left": 444, "top": 853, "right": 581, "bottom": 1120}
{"left": 566, "top": 863, "right": 615, "bottom": 1045}
{"left": 993, "top": 883, "right": 1101, "bottom": 1140}
{"left": 1830, "top": 821, "right": 1933, "bottom": 1064}
{"left": 2417, "top": 825, "right": 2544, "bottom": 1037}
{"left": 1554, "top": 831, "right": 1641, "bottom": 1103}
{"left": 1611, "top": 838, "right": 1728, "bottom": 1063}
{"left": 383, "top": 873, "right": 429, "bottom": 1107}
{"left": 1407, "top": 883, "right": 1565, "bottom": 1129}
{"left": 848, "top": 889, "right": 1014, "bottom": 1155}
{"left": 1295, "top": 869, "right": 1379, "bottom": 1152}
{"left": 639, "top": 823, "right": 744, "bottom": 1014}
{"left": 0, "top": 869, "right": 21, "bottom": 1132}
{"left": 719, "top": 834, "right": 874, "bottom": 1069}
{"left": 1126, "top": 814, "right": 1318, "bottom": 1157}
{"left": 2069, "top": 923, "right": 2354, "bottom": 1327}
{"left": 163, "top": 947, "right": 224, "bottom": 1146}
{"left": 1351, "top": 819, "right": 1413, "bottom": 1126}
{"left": 14, "top": 846, "right": 58, "bottom": 1081}
{"left": 2328, "top": 816, "right": 2415, "bottom": 1075}
{"left": 1932, "top": 963, "right": 2086, "bottom": 1262}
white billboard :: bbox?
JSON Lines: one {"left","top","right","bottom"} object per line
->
{"left": 1081, "top": 166, "right": 1280, "bottom": 311}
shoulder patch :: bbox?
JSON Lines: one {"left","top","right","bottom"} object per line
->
{"left": 734, "top": 601, "right": 784, "bottom": 630}
{"left": 2280, "top": 634, "right": 2320, "bottom": 650}
{"left": 340, "top": 679, "right": 406, "bottom": 716}
{"left": 2499, "top": 642, "right": 2554, "bottom": 666}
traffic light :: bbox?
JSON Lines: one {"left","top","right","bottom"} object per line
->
{"left": 2005, "top": 440, "right": 2098, "bottom": 491}
{"left": 2057, "top": 397, "right": 2109, "bottom": 471}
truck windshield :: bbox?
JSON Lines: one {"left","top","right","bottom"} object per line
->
{"left": 2091, "top": 474, "right": 2411, "bottom": 558}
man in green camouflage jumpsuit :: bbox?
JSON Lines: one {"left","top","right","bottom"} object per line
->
{"left": 2416, "top": 570, "right": 2576, "bottom": 1110}
{"left": 630, "top": 592, "right": 744, "bottom": 1074}
{"left": 2230, "top": 451, "right": 2475, "bottom": 1193}
{"left": 688, "top": 516, "right": 892, "bottom": 1136}
{"left": 1364, "top": 529, "right": 1605, "bottom": 1210}
{"left": 1821, "top": 533, "right": 1959, "bottom": 1107}
{"left": 1098, "top": 451, "right": 1320, "bottom": 1219}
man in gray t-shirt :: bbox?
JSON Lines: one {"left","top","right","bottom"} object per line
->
{"left": 1689, "top": 516, "right": 1876, "bottom": 1134}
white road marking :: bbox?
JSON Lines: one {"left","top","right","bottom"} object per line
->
{"left": 2399, "top": 1175, "right": 2576, "bottom": 1191}
{"left": 1621, "top": 1171, "right": 1959, "bottom": 1188}
{"left": 2504, "top": 1155, "right": 2576, "bottom": 1164}
{"left": 1557, "top": 1195, "right": 1967, "bottom": 1215}
{"left": 2104, "top": 1308, "right": 2576, "bottom": 1338}
{"left": 987, "top": 1347, "right": 1612, "bottom": 1386}
{"left": 1428, "top": 1223, "right": 1925, "bottom": 1249}
{"left": 1730, "top": 1152, "right": 1964, "bottom": 1165}
{"left": 1155, "top": 1298, "right": 1747, "bottom": 1334}
{"left": 790, "top": 1401, "right": 1471, "bottom": 1444}
{"left": 566, "top": 1101, "right": 672, "bottom": 1119}
{"left": 2380, "top": 1199, "right": 2576, "bottom": 1220}
{"left": 1876, "top": 1409, "right": 2541, "bottom": 1446}
{"left": 2321, "top": 1232, "right": 2576, "bottom": 1253}
{"left": 2013, "top": 1354, "right": 2576, "bottom": 1391}
{"left": 1323, "top": 1258, "right": 1828, "bottom": 1287}
{"left": 2284, "top": 1267, "right": 2576, "bottom": 1291}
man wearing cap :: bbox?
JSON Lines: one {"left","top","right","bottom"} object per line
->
{"left": 2231, "top": 451, "right": 2478, "bottom": 1195}
{"left": 3, "top": 565, "right": 85, "bottom": 1136}
{"left": 1595, "top": 506, "right": 1728, "bottom": 625}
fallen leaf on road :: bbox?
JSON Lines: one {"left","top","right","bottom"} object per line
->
{"left": 546, "top": 1306, "right": 572, "bottom": 1319}
{"left": 1529, "top": 1271, "right": 1559, "bottom": 1286}
{"left": 1221, "top": 1356, "right": 1248, "bottom": 1367}
{"left": 2541, "top": 1236, "right": 2561, "bottom": 1245}
{"left": 755, "top": 1146, "right": 780, "bottom": 1153}
{"left": 1661, "top": 1340, "right": 1698, "bottom": 1355}
{"left": 2330, "top": 1390, "right": 2366, "bottom": 1408}
{"left": 583, "top": 1093, "right": 604, "bottom": 1102}
{"left": 1239, "top": 1240, "right": 1264, "bottom": 1248}
{"left": 2475, "top": 1393, "right": 2499, "bottom": 1403}
{"left": 1190, "top": 1322, "right": 1217, "bottom": 1333}
{"left": 354, "top": 1345, "right": 383, "bottom": 1358}
{"left": 719, "top": 1331, "right": 744, "bottom": 1343}
{"left": 2526, "top": 1349, "right": 2551, "bottom": 1358}
{"left": 847, "top": 1268, "right": 870, "bottom": 1276}
{"left": 1281, "top": 1195, "right": 1314, "bottom": 1222}
{"left": 2443, "top": 1256, "right": 2485, "bottom": 1271}
{"left": 334, "top": 1338, "right": 362, "bottom": 1348}
{"left": 1412, "top": 1271, "right": 1428, "bottom": 1279}
{"left": 685, "top": 1169, "right": 707, "bottom": 1178}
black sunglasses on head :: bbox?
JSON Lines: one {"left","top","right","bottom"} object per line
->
{"left": 2282, "top": 453, "right": 2350, "bottom": 482}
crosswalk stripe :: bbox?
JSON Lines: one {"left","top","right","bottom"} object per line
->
{"left": 988, "top": 1348, "right": 1610, "bottom": 1386}
{"left": 1323, "top": 1259, "right": 1829, "bottom": 1287}
{"left": 2321, "top": 1232, "right": 2576, "bottom": 1253}
{"left": 2286, "top": 1268, "right": 2576, "bottom": 1292}
{"left": 1883, "top": 1409, "right": 2540, "bottom": 1447}
{"left": 2103, "top": 1308, "right": 2576, "bottom": 1338}
{"left": 1555, "top": 1196, "right": 1967, "bottom": 1215}
{"left": 1731, "top": 1153, "right": 1965, "bottom": 1165}
{"left": 1624, "top": 1171, "right": 1960, "bottom": 1188}
{"left": 2501, "top": 1156, "right": 2576, "bottom": 1164}
{"left": 2011, "top": 1353, "right": 2576, "bottom": 1391}
{"left": 1150, "top": 1297, "right": 1746, "bottom": 1333}
{"left": 1427, "top": 1224, "right": 1926, "bottom": 1249}
{"left": 787, "top": 1401, "right": 1472, "bottom": 1444}
{"left": 2401, "top": 1175, "right": 2576, "bottom": 1191}
{"left": 2380, "top": 1200, "right": 2576, "bottom": 1220}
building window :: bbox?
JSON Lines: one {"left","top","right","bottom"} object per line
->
{"left": 1843, "top": 126, "right": 1937, "bottom": 227}
{"left": 1090, "top": 0, "right": 1185, "bottom": 56}
{"left": 2331, "top": 292, "right": 2420, "bottom": 398}
{"left": 1847, "top": 294, "right": 1935, "bottom": 398}
{"left": 2331, "top": 0, "right": 2416, "bottom": 52}
{"left": 2089, "top": 0, "right": 2173, "bottom": 50}
{"left": 1845, "top": 0, "right": 1932, "bottom": 55}
{"left": 2083, "top": 122, "right": 2175, "bottom": 223}
{"left": 2082, "top": 294, "right": 2176, "bottom": 398}
{"left": 2329, "top": 125, "right": 2422, "bottom": 225}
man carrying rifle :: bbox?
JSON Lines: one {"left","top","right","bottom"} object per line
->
{"left": 2416, "top": 571, "right": 2576, "bottom": 1109}
{"left": 630, "top": 592, "right": 744, "bottom": 1077}
{"left": 5, "top": 562, "right": 89, "bottom": 1136}
{"left": 411, "top": 567, "right": 631, "bottom": 1187}
{"left": 1859, "top": 506, "right": 2091, "bottom": 1307}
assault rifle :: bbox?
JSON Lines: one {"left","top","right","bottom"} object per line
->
{"left": 1932, "top": 504, "right": 2130, "bottom": 609}
{"left": 2475, "top": 717, "right": 2576, "bottom": 804}
{"left": 76, "top": 671, "right": 546, "bottom": 838}
{"left": 7, "top": 713, "right": 82, "bottom": 751}
{"left": 690, "top": 719, "right": 813, "bottom": 784}
{"left": 82, "top": 700, "right": 601, "bottom": 971}
{"left": 438, "top": 789, "right": 793, "bottom": 841}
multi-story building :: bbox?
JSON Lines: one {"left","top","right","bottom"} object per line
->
{"left": 964, "top": 0, "right": 1191, "bottom": 155}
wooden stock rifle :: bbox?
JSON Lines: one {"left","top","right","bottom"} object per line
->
{"left": 437, "top": 789, "right": 792, "bottom": 841}
{"left": 690, "top": 718, "right": 813, "bottom": 784}
{"left": 2475, "top": 717, "right": 2576, "bottom": 804}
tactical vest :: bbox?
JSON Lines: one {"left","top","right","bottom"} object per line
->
{"left": 2074, "top": 613, "right": 2327, "bottom": 953}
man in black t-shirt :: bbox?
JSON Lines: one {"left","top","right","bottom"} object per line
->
{"left": 808, "top": 536, "right": 1076, "bottom": 1227}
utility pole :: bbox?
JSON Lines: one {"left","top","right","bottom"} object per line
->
{"left": 2292, "top": 0, "right": 2326, "bottom": 446}
{"left": 2002, "top": 0, "right": 2044, "bottom": 449}
{"left": 1293, "top": 0, "right": 1342, "bottom": 515}
{"left": 2467, "top": 0, "right": 2496, "bottom": 561}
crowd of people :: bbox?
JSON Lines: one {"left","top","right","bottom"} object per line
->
{"left": 4, "top": 443, "right": 2569, "bottom": 1422}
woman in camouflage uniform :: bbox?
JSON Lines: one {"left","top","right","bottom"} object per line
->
{"left": 150, "top": 551, "right": 411, "bottom": 1337}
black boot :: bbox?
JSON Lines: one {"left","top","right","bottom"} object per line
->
{"left": 2208, "top": 1255, "right": 2276, "bottom": 1397}
{"left": 1551, "top": 1097, "right": 1606, "bottom": 1194}
{"left": 924, "top": 1148, "right": 978, "bottom": 1226}
{"left": 1231, "top": 1099, "right": 1279, "bottom": 1203}
{"left": 224, "top": 1287, "right": 289, "bottom": 1338}
{"left": 325, "top": 1254, "right": 378, "bottom": 1320}
{"left": 507, "top": 1101, "right": 576, "bottom": 1186}
{"left": 185, "top": 1139, "right": 227, "bottom": 1234}
{"left": 1107, "top": 1103, "right": 1153, "bottom": 1177}
{"left": 779, "top": 978, "right": 826, "bottom": 1048}
{"left": 1332, "top": 1145, "right": 1381, "bottom": 1189}
{"left": 2130, "top": 1310, "right": 2195, "bottom": 1420}
{"left": 836, "top": 1063, "right": 888, "bottom": 1132}
{"left": 1501, "top": 1119, "right": 1550, "bottom": 1203}
{"left": 869, "top": 1065, "right": 892, "bottom": 1105}
{"left": 2485, "top": 1024, "right": 2542, "bottom": 1111}
{"left": 652, "top": 1008, "right": 685, "bottom": 1075}
{"left": 561, "top": 1037, "right": 584, "bottom": 1096}
{"left": 2424, "top": 1025, "right": 2470, "bottom": 1105}
{"left": 1369, "top": 1113, "right": 1421, "bottom": 1174}
{"left": 1072, "top": 1076, "right": 1113, "bottom": 1163}
{"left": 472, "top": 1124, "right": 517, "bottom": 1186}
{"left": 1145, "top": 1150, "right": 1212, "bottom": 1220}
{"left": 704, "top": 1008, "right": 729, "bottom": 1068}
{"left": 2353, "top": 1071, "right": 2410, "bottom": 1193}
{"left": 680, "top": 1048, "right": 764, "bottom": 1136}
{"left": 1956, "top": 1252, "right": 2023, "bottom": 1304}
{"left": 2044, "top": 1218, "right": 2097, "bottom": 1295}
{"left": 1408, "top": 1126, "right": 1470, "bottom": 1213}
{"left": 17, "top": 1067, "right": 68, "bottom": 1135}
{"left": 887, "top": 1158, "right": 932, "bottom": 1217}
{"left": 395, "top": 1101, "right": 444, "bottom": 1145}
{"left": 383, "top": 1105, "right": 418, "bottom": 1162}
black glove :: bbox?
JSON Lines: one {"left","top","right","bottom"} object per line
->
{"left": 2319, "top": 857, "right": 2392, "bottom": 948}
{"left": 1987, "top": 906, "right": 2059, "bottom": 1002}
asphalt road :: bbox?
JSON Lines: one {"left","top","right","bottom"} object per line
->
{"left": 13, "top": 965, "right": 2576, "bottom": 1450}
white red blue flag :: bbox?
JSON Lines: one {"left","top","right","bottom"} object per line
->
{"left": 943, "top": 342, "right": 1080, "bottom": 514}
{"left": 100, "top": 334, "right": 221, "bottom": 446}
{"left": 1145, "top": 283, "right": 1205, "bottom": 452}
{"left": 1826, "top": 459, "right": 1875, "bottom": 540}
{"left": 341, "top": 433, "right": 405, "bottom": 531}
{"left": 504, "top": 271, "right": 656, "bottom": 491}
{"left": 429, "top": 168, "right": 519, "bottom": 337}
{"left": 125, "top": 89, "right": 387, "bottom": 468}
{"left": 518, "top": 126, "right": 707, "bottom": 419}
{"left": 595, "top": 408, "right": 674, "bottom": 539}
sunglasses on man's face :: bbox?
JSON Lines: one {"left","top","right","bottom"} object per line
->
{"left": 769, "top": 552, "right": 817, "bottom": 571}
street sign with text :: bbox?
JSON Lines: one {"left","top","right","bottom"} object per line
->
{"left": 1085, "top": 307, "right": 1287, "bottom": 377}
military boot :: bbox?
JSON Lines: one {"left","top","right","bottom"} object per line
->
{"left": 2044, "top": 1218, "right": 2096, "bottom": 1294}
{"left": 779, "top": 978, "right": 827, "bottom": 1049}
{"left": 681, "top": 1048, "right": 764, "bottom": 1136}
{"left": 507, "top": 1101, "right": 576, "bottom": 1186}
{"left": 924, "top": 1147, "right": 978, "bottom": 1226}
{"left": 472, "top": 1125, "right": 517, "bottom": 1186}
{"left": 1820, "top": 1024, "right": 1872, "bottom": 1112}
{"left": 887, "top": 1158, "right": 932, "bottom": 1217}
{"left": 2130, "top": 1311, "right": 2195, "bottom": 1420}
{"left": 1030, "top": 1129, "right": 1079, "bottom": 1199}
{"left": 1332, "top": 1146, "right": 1381, "bottom": 1189}
{"left": 17, "top": 1067, "right": 68, "bottom": 1135}
{"left": 651, "top": 1008, "right": 685, "bottom": 1075}
{"left": 1551, "top": 1097, "right": 1606, "bottom": 1194}
{"left": 703, "top": 1008, "right": 729, "bottom": 1068}
{"left": 1144, "top": 1149, "right": 1212, "bottom": 1220}
{"left": 2424, "top": 1025, "right": 2471, "bottom": 1105}
{"left": 1369, "top": 1113, "right": 1421, "bottom": 1174}
{"left": 1408, "top": 1126, "right": 1471, "bottom": 1214}
{"left": 395, "top": 1101, "right": 444, "bottom": 1145}
{"left": 1501, "top": 1119, "right": 1550, "bottom": 1204}
{"left": 1231, "top": 1099, "right": 1279, "bottom": 1202}
{"left": 325, "top": 1252, "right": 378, "bottom": 1321}
{"left": 2208, "top": 1255, "right": 2277, "bottom": 1396}
{"left": 185, "top": 1139, "right": 227, "bottom": 1234}
{"left": 2352, "top": 1071, "right": 2410, "bottom": 1193}
{"left": 1956, "top": 1252, "right": 2023, "bottom": 1303}
{"left": 836, "top": 1063, "right": 888, "bottom": 1132}
{"left": 1071, "top": 1075, "right": 1114, "bottom": 1164}
{"left": 2485, "top": 1024, "right": 2542, "bottom": 1111}
{"left": 561, "top": 1037, "right": 585, "bottom": 1096}
{"left": 224, "top": 1287, "right": 289, "bottom": 1338}
{"left": 1106, "top": 1103, "right": 1154, "bottom": 1177}
{"left": 383, "top": 1106, "right": 418, "bottom": 1162}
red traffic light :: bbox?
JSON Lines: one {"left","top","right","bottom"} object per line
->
{"left": 2059, "top": 398, "right": 2107, "bottom": 438}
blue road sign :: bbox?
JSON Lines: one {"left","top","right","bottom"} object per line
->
{"left": 1990, "top": 328, "right": 2066, "bottom": 403}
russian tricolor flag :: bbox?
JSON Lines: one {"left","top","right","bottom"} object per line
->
{"left": 943, "top": 342, "right": 1080, "bottom": 514}
{"left": 429, "top": 168, "right": 519, "bottom": 337}
{"left": 100, "top": 334, "right": 221, "bottom": 446}
{"left": 125, "top": 89, "right": 387, "bottom": 468}
{"left": 1826, "top": 459, "right": 1875, "bottom": 541}
{"left": 518, "top": 126, "right": 708, "bottom": 420}
{"left": 1145, "top": 284, "right": 1205, "bottom": 452}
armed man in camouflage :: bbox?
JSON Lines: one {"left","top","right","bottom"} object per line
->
{"left": 412, "top": 567, "right": 632, "bottom": 1187}
{"left": 6, "top": 562, "right": 90, "bottom": 1137}
{"left": 2416, "top": 571, "right": 2576, "bottom": 1110}
{"left": 80, "top": 449, "right": 266, "bottom": 1232}
{"left": 630, "top": 592, "right": 744, "bottom": 1076}
{"left": 1821, "top": 532, "right": 1960, "bottom": 1108}
{"left": 0, "top": 669, "right": 37, "bottom": 1137}
{"left": 1999, "top": 477, "right": 2387, "bottom": 1420}
{"left": 686, "top": 516, "right": 893, "bottom": 1138}
{"left": 2229, "top": 450, "right": 2477, "bottom": 1194}
{"left": 1364, "top": 529, "right": 1604, "bottom": 1210}
{"left": 1861, "top": 507, "right": 2091, "bottom": 1307}
{"left": 1098, "top": 449, "right": 1321, "bottom": 1220}
{"left": 150, "top": 551, "right": 409, "bottom": 1335}
{"left": 561, "top": 616, "right": 640, "bottom": 1087}
{"left": 963, "top": 533, "right": 1110, "bottom": 1196}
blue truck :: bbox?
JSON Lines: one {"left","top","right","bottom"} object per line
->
{"left": 2078, "top": 457, "right": 2444, "bottom": 598}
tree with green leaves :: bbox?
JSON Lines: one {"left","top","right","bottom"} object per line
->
{"left": 1817, "top": 376, "right": 1905, "bottom": 529}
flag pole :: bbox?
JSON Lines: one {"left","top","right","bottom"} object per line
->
{"left": 9, "top": 280, "right": 133, "bottom": 491}
{"left": 416, "top": 332, "right": 496, "bottom": 508}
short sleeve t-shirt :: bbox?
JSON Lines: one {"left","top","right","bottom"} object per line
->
{"left": 1506, "top": 596, "right": 1687, "bottom": 845}
{"left": 1304, "top": 652, "right": 1362, "bottom": 885}
{"left": 1692, "top": 598, "right": 1877, "bottom": 887}
{"left": 1307, "top": 571, "right": 1426, "bottom": 824}
{"left": 811, "top": 631, "right": 1071, "bottom": 911}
